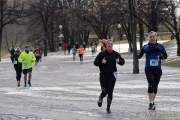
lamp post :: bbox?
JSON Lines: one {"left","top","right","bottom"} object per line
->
{"left": 117, "top": 24, "right": 122, "bottom": 53}
{"left": 58, "top": 25, "right": 64, "bottom": 50}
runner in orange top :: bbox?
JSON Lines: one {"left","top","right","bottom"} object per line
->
{"left": 77, "top": 45, "right": 85, "bottom": 64}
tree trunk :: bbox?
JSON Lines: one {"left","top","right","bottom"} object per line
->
{"left": 5, "top": 29, "right": 10, "bottom": 52}
{"left": 42, "top": 17, "right": 49, "bottom": 56}
{"left": 176, "top": 33, "right": 180, "bottom": 56}
{"left": 122, "top": 23, "right": 133, "bottom": 52}
{"left": 139, "top": 22, "right": 145, "bottom": 49}
{"left": 129, "top": 0, "right": 139, "bottom": 74}
{"left": 0, "top": 1, "right": 3, "bottom": 62}
{"left": 44, "top": 29, "right": 48, "bottom": 57}
{"left": 49, "top": 21, "right": 56, "bottom": 52}
{"left": 172, "top": 11, "right": 180, "bottom": 56}
{"left": 85, "top": 31, "right": 90, "bottom": 45}
{"left": 48, "top": 31, "right": 52, "bottom": 52}
{"left": 132, "top": 23, "right": 139, "bottom": 74}
{"left": 0, "top": 27, "right": 2, "bottom": 62}
{"left": 80, "top": 30, "right": 89, "bottom": 45}
{"left": 96, "top": 30, "right": 108, "bottom": 39}
{"left": 149, "top": 0, "right": 159, "bottom": 32}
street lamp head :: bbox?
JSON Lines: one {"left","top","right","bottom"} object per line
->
{"left": 58, "top": 34, "right": 64, "bottom": 38}
{"left": 117, "top": 24, "right": 121, "bottom": 29}
{"left": 59, "top": 25, "right": 63, "bottom": 29}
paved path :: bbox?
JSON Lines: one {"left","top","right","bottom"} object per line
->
{"left": 0, "top": 45, "right": 180, "bottom": 120}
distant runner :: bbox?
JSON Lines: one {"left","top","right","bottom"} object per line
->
{"left": 77, "top": 45, "right": 85, "bottom": 64}
{"left": 71, "top": 45, "right": 77, "bottom": 61}
{"left": 34, "top": 48, "right": 42, "bottom": 65}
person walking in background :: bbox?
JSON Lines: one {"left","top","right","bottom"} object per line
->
{"left": 91, "top": 42, "right": 96, "bottom": 56}
{"left": 10, "top": 47, "right": 15, "bottom": 63}
{"left": 138, "top": 31, "right": 167, "bottom": 110}
{"left": 71, "top": 45, "right": 77, "bottom": 61}
{"left": 75, "top": 41, "right": 79, "bottom": 49}
{"left": 12, "top": 47, "right": 22, "bottom": 87}
{"left": 94, "top": 40, "right": 125, "bottom": 113}
{"left": 18, "top": 46, "right": 36, "bottom": 87}
{"left": 34, "top": 47, "right": 42, "bottom": 65}
{"left": 95, "top": 40, "right": 98, "bottom": 52}
{"left": 63, "top": 42, "right": 68, "bottom": 55}
{"left": 67, "top": 42, "right": 71, "bottom": 55}
{"left": 77, "top": 45, "right": 85, "bottom": 64}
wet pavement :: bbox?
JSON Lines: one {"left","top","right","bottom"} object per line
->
{"left": 0, "top": 47, "right": 180, "bottom": 120}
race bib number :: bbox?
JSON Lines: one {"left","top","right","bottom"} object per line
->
{"left": 150, "top": 59, "right": 159, "bottom": 66}
{"left": 13, "top": 61, "right": 17, "bottom": 65}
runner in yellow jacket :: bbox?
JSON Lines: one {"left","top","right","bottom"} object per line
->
{"left": 18, "top": 46, "right": 36, "bottom": 87}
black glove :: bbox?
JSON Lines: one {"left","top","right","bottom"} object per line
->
{"left": 118, "top": 57, "right": 125, "bottom": 65}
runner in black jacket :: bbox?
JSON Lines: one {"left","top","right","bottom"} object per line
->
{"left": 12, "top": 47, "right": 22, "bottom": 87}
{"left": 94, "top": 40, "right": 125, "bottom": 113}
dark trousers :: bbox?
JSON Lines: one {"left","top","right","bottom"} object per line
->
{"left": 36, "top": 56, "right": 41, "bottom": 63}
{"left": 99, "top": 73, "right": 116, "bottom": 101}
{"left": 79, "top": 54, "right": 83, "bottom": 61}
{"left": 145, "top": 68, "right": 162, "bottom": 94}
{"left": 14, "top": 64, "right": 22, "bottom": 81}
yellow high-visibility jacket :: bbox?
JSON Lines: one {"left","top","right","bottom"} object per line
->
{"left": 18, "top": 51, "right": 36, "bottom": 70}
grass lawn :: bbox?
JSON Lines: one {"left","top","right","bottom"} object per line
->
{"left": 1, "top": 50, "right": 9, "bottom": 59}
{"left": 113, "top": 39, "right": 129, "bottom": 44}
{"left": 165, "top": 58, "right": 180, "bottom": 67}
{"left": 158, "top": 34, "right": 171, "bottom": 41}
{"left": 113, "top": 38, "right": 170, "bottom": 45}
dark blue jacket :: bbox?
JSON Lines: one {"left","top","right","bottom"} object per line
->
{"left": 139, "top": 43, "right": 167, "bottom": 69}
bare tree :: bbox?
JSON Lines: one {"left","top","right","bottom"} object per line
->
{"left": 28, "top": 0, "right": 61, "bottom": 56}
{"left": 76, "top": 0, "right": 124, "bottom": 39}
{"left": 0, "top": 0, "right": 24, "bottom": 61}
{"left": 60, "top": 0, "right": 90, "bottom": 46}
{"left": 160, "top": 0, "right": 180, "bottom": 56}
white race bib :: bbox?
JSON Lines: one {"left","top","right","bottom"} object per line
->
{"left": 150, "top": 59, "right": 159, "bottom": 66}
{"left": 113, "top": 72, "right": 118, "bottom": 79}
{"left": 13, "top": 61, "right": 17, "bottom": 65}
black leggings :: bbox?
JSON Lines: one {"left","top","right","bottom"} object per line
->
{"left": 36, "top": 56, "right": 41, "bottom": 63}
{"left": 99, "top": 73, "right": 116, "bottom": 101}
{"left": 14, "top": 64, "right": 22, "bottom": 81}
{"left": 79, "top": 54, "right": 83, "bottom": 61}
{"left": 145, "top": 68, "right": 162, "bottom": 94}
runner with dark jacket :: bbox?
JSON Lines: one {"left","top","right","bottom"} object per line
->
{"left": 138, "top": 31, "right": 167, "bottom": 110}
{"left": 94, "top": 40, "right": 125, "bottom": 113}
{"left": 10, "top": 48, "right": 15, "bottom": 63}
{"left": 34, "top": 48, "right": 42, "bottom": 65}
{"left": 12, "top": 47, "right": 22, "bottom": 87}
